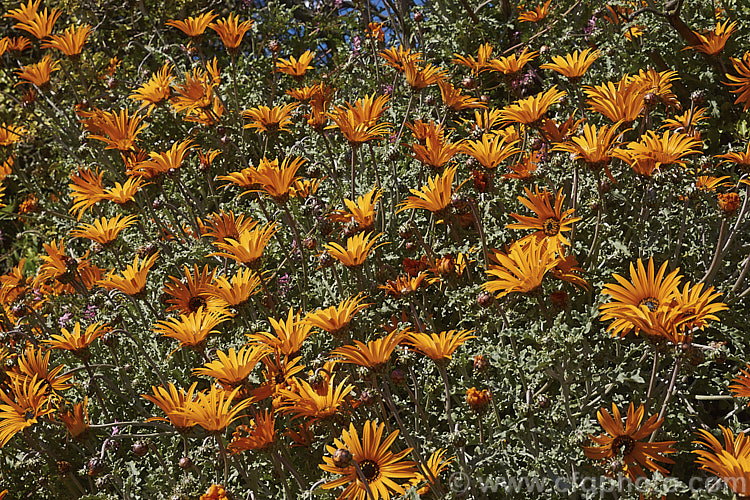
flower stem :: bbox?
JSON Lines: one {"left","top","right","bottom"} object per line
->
{"left": 437, "top": 363, "right": 456, "bottom": 432}
{"left": 216, "top": 433, "right": 229, "bottom": 486}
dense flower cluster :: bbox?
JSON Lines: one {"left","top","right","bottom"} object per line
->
{"left": 0, "top": 0, "right": 749, "bottom": 498}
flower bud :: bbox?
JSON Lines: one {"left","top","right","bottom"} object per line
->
{"left": 133, "top": 442, "right": 149, "bottom": 457}
{"left": 87, "top": 457, "right": 105, "bottom": 476}
{"left": 319, "top": 250, "right": 334, "bottom": 268}
{"left": 359, "top": 390, "right": 376, "bottom": 406}
{"left": 57, "top": 461, "right": 72, "bottom": 476}
{"left": 473, "top": 354, "right": 488, "bottom": 372}
{"left": 332, "top": 448, "right": 352, "bottom": 468}
{"left": 390, "top": 368, "right": 406, "bottom": 385}
{"left": 477, "top": 291, "right": 494, "bottom": 308}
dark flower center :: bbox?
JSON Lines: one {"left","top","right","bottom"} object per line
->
{"left": 638, "top": 297, "right": 659, "bottom": 312}
{"left": 23, "top": 410, "right": 35, "bottom": 421}
{"left": 542, "top": 217, "right": 561, "bottom": 236}
{"left": 612, "top": 435, "right": 635, "bottom": 456}
{"left": 359, "top": 459, "right": 380, "bottom": 483}
{"left": 188, "top": 295, "right": 207, "bottom": 312}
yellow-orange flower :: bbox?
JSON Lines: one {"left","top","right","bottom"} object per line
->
{"left": 437, "top": 80, "right": 486, "bottom": 111}
{"left": 68, "top": 167, "right": 105, "bottom": 219}
{"left": 518, "top": 0, "right": 551, "bottom": 23}
{"left": 461, "top": 133, "right": 520, "bottom": 169}
{"left": 599, "top": 258, "right": 683, "bottom": 338}
{"left": 242, "top": 103, "right": 298, "bottom": 134}
{"left": 693, "top": 426, "right": 750, "bottom": 498}
{"left": 402, "top": 59, "right": 447, "bottom": 90}
{"left": 329, "top": 330, "right": 405, "bottom": 372}
{"left": 87, "top": 109, "right": 147, "bottom": 152}
{"left": 14, "top": 7, "right": 60, "bottom": 39}
{"left": 319, "top": 420, "right": 416, "bottom": 500}
{"left": 499, "top": 86, "right": 566, "bottom": 127}
{"left": 0, "top": 123, "right": 25, "bottom": 147}
{"left": 685, "top": 19, "right": 737, "bottom": 56}
{"left": 251, "top": 156, "right": 304, "bottom": 203}
{"left": 165, "top": 11, "right": 218, "bottom": 38}
{"left": 41, "top": 24, "right": 92, "bottom": 58}
{"left": 452, "top": 43, "right": 493, "bottom": 74}
{"left": 229, "top": 410, "right": 277, "bottom": 452}
{"left": 507, "top": 186, "right": 579, "bottom": 249}
{"left": 328, "top": 187, "right": 381, "bottom": 232}
{"left": 208, "top": 268, "right": 263, "bottom": 309}
{"left": 466, "top": 387, "right": 491, "bottom": 413}
{"left": 410, "top": 129, "right": 463, "bottom": 170}
{"left": 208, "top": 222, "right": 277, "bottom": 268}
{"left": 583, "top": 402, "right": 676, "bottom": 480}
{"left": 613, "top": 130, "right": 702, "bottom": 177}
{"left": 248, "top": 307, "right": 314, "bottom": 357}
{"left": 129, "top": 62, "right": 174, "bottom": 112}
{"left": 552, "top": 122, "right": 623, "bottom": 175}
{"left": 70, "top": 214, "right": 137, "bottom": 246}
{"left": 323, "top": 232, "right": 387, "bottom": 268}
{"left": 398, "top": 166, "right": 463, "bottom": 215}
{"left": 15, "top": 54, "right": 60, "bottom": 87}
{"left": 162, "top": 264, "right": 223, "bottom": 314}
{"left": 209, "top": 14, "right": 253, "bottom": 52}
{"left": 58, "top": 397, "right": 90, "bottom": 440}
{"left": 485, "top": 47, "right": 538, "bottom": 76}
{"left": 405, "top": 330, "right": 475, "bottom": 363}
{"left": 304, "top": 293, "right": 370, "bottom": 338}
{"left": 130, "top": 139, "right": 195, "bottom": 178}
{"left": 193, "top": 345, "right": 269, "bottom": 390}
{"left": 97, "top": 252, "right": 159, "bottom": 297}
{"left": 199, "top": 211, "right": 256, "bottom": 243}
{"left": 277, "top": 376, "right": 354, "bottom": 423}
{"left": 4, "top": 0, "right": 40, "bottom": 24}
{"left": 539, "top": 48, "right": 600, "bottom": 81}
{"left": 154, "top": 307, "right": 231, "bottom": 352}
{"left": 0, "top": 375, "right": 54, "bottom": 447}
{"left": 142, "top": 383, "right": 199, "bottom": 433}
{"left": 102, "top": 176, "right": 149, "bottom": 205}
{"left": 584, "top": 78, "right": 645, "bottom": 125}
{"left": 178, "top": 385, "right": 252, "bottom": 433}
{"left": 725, "top": 51, "right": 750, "bottom": 111}
{"left": 327, "top": 94, "right": 393, "bottom": 145}
{"left": 43, "top": 322, "right": 108, "bottom": 359}
{"left": 730, "top": 365, "right": 750, "bottom": 404}
{"left": 276, "top": 50, "right": 315, "bottom": 79}
{"left": 483, "top": 237, "right": 560, "bottom": 298}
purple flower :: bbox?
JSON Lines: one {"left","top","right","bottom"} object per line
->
{"left": 521, "top": 71, "right": 534, "bottom": 87}
{"left": 277, "top": 273, "right": 292, "bottom": 298}
{"left": 584, "top": 16, "right": 597, "bottom": 37}
{"left": 382, "top": 84, "right": 394, "bottom": 95}
{"left": 84, "top": 304, "right": 98, "bottom": 321}
{"left": 58, "top": 312, "right": 72, "bottom": 328}
{"left": 351, "top": 35, "right": 362, "bottom": 54}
